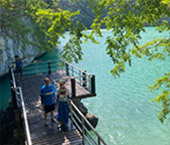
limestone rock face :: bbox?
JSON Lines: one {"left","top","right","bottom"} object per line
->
{"left": 0, "top": 35, "right": 45, "bottom": 76}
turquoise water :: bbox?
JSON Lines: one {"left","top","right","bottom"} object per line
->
{"left": 76, "top": 28, "right": 170, "bottom": 145}
{"left": 0, "top": 27, "right": 170, "bottom": 145}
{"left": 0, "top": 75, "right": 11, "bottom": 110}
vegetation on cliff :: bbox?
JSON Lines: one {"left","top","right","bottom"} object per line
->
{"left": 0, "top": 0, "right": 52, "bottom": 51}
{"left": 0, "top": 0, "right": 170, "bottom": 123}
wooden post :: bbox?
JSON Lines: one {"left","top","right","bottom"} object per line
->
{"left": 91, "top": 75, "right": 95, "bottom": 94}
{"left": 71, "top": 78, "right": 76, "bottom": 98}
{"left": 82, "top": 70, "right": 87, "bottom": 88}
{"left": 48, "top": 61, "right": 51, "bottom": 75}
{"left": 9, "top": 67, "right": 18, "bottom": 109}
{"left": 65, "top": 63, "right": 69, "bottom": 76}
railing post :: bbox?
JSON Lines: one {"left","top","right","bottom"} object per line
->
{"left": 82, "top": 70, "right": 87, "bottom": 88}
{"left": 48, "top": 61, "right": 51, "bottom": 75}
{"left": 65, "top": 63, "right": 69, "bottom": 76}
{"left": 82, "top": 118, "right": 85, "bottom": 145}
{"left": 70, "top": 103, "right": 73, "bottom": 128}
{"left": 98, "top": 137, "right": 101, "bottom": 145}
{"left": 91, "top": 75, "right": 95, "bottom": 94}
{"left": 9, "top": 66, "right": 18, "bottom": 109}
{"left": 35, "top": 63, "right": 38, "bottom": 75}
{"left": 72, "top": 66, "right": 74, "bottom": 76}
{"left": 71, "top": 78, "right": 76, "bottom": 98}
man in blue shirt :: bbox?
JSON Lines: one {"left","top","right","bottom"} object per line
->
{"left": 15, "top": 55, "right": 23, "bottom": 81}
{"left": 40, "top": 77, "right": 56, "bottom": 126}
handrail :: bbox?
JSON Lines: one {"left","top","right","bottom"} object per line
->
{"left": 69, "top": 100, "right": 107, "bottom": 145}
{"left": 22, "top": 60, "right": 62, "bottom": 75}
{"left": 10, "top": 66, "right": 32, "bottom": 145}
{"left": 21, "top": 60, "right": 94, "bottom": 94}
{"left": 65, "top": 62, "right": 90, "bottom": 76}
{"left": 32, "top": 59, "right": 62, "bottom": 64}
{"left": 20, "top": 59, "right": 90, "bottom": 77}
{"left": 11, "top": 67, "right": 16, "bottom": 88}
{"left": 65, "top": 62, "right": 85, "bottom": 73}
{"left": 10, "top": 59, "right": 62, "bottom": 65}
{"left": 18, "top": 87, "right": 32, "bottom": 145}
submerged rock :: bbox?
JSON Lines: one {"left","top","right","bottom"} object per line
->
{"left": 86, "top": 113, "right": 99, "bottom": 130}
{"left": 72, "top": 99, "right": 99, "bottom": 131}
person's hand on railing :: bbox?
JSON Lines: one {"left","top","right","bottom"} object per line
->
{"left": 68, "top": 95, "right": 72, "bottom": 101}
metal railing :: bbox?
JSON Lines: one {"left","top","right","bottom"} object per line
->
{"left": 65, "top": 62, "right": 92, "bottom": 92}
{"left": 10, "top": 66, "right": 32, "bottom": 145}
{"left": 69, "top": 100, "right": 107, "bottom": 145}
{"left": 21, "top": 60, "right": 96, "bottom": 97}
{"left": 22, "top": 60, "right": 62, "bottom": 75}
{"left": 17, "top": 87, "right": 32, "bottom": 145}
{"left": 22, "top": 60, "right": 91, "bottom": 90}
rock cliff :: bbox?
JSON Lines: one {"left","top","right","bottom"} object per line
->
{"left": 0, "top": 35, "right": 45, "bottom": 76}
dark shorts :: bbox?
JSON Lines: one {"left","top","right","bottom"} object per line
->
{"left": 16, "top": 68, "right": 23, "bottom": 75}
{"left": 44, "top": 104, "right": 55, "bottom": 113}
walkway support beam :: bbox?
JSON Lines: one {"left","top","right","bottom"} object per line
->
{"left": 65, "top": 63, "right": 69, "bottom": 76}
{"left": 82, "top": 70, "right": 87, "bottom": 88}
{"left": 71, "top": 78, "right": 76, "bottom": 98}
{"left": 91, "top": 75, "right": 95, "bottom": 94}
{"left": 48, "top": 61, "right": 51, "bottom": 75}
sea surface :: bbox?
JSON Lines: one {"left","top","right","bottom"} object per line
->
{"left": 0, "top": 27, "right": 170, "bottom": 145}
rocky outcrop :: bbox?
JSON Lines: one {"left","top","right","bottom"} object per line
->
{"left": 73, "top": 99, "right": 99, "bottom": 130}
{"left": 0, "top": 35, "right": 45, "bottom": 76}
{"left": 86, "top": 113, "right": 98, "bottom": 130}
{"left": 0, "top": 99, "right": 24, "bottom": 145}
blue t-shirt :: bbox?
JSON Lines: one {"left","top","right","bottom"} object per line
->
{"left": 40, "top": 84, "right": 56, "bottom": 106}
{"left": 16, "top": 60, "right": 23, "bottom": 69}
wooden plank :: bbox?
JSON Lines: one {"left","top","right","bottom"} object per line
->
{"left": 32, "top": 131, "right": 82, "bottom": 144}
{"left": 26, "top": 105, "right": 82, "bottom": 145}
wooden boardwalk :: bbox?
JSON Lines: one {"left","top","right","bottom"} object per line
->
{"left": 19, "top": 70, "right": 88, "bottom": 145}
{"left": 26, "top": 106, "right": 82, "bottom": 145}
{"left": 9, "top": 61, "right": 107, "bottom": 145}
{"left": 21, "top": 70, "right": 93, "bottom": 106}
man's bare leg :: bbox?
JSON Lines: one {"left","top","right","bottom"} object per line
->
{"left": 17, "top": 73, "right": 19, "bottom": 81}
{"left": 44, "top": 113, "right": 48, "bottom": 125}
{"left": 50, "top": 111, "right": 55, "bottom": 122}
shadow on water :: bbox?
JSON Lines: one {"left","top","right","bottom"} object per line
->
{"left": 0, "top": 73, "right": 11, "bottom": 110}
